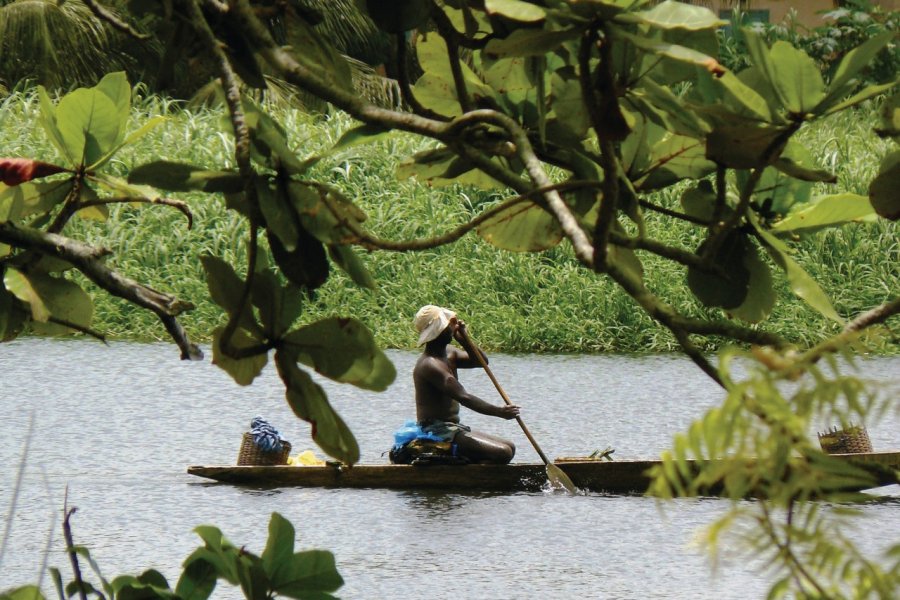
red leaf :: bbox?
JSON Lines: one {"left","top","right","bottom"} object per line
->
{"left": 0, "top": 158, "right": 66, "bottom": 186}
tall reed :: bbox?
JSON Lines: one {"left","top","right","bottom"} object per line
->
{"left": 1, "top": 92, "right": 896, "bottom": 353}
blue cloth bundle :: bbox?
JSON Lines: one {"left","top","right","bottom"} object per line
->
{"left": 250, "top": 416, "right": 286, "bottom": 452}
{"left": 392, "top": 419, "right": 445, "bottom": 449}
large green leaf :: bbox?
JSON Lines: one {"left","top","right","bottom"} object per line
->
{"left": 477, "top": 201, "right": 563, "bottom": 251}
{"left": 413, "top": 35, "right": 494, "bottom": 115}
{"left": 128, "top": 161, "right": 243, "bottom": 193}
{"left": 484, "top": 28, "right": 580, "bottom": 57}
{"left": 639, "top": 133, "right": 715, "bottom": 190}
{"left": 712, "top": 71, "right": 773, "bottom": 123}
{"left": 741, "top": 29, "right": 789, "bottom": 111}
{"left": 735, "top": 141, "right": 814, "bottom": 216}
{"left": 37, "top": 86, "right": 70, "bottom": 164}
{"left": 869, "top": 150, "right": 900, "bottom": 221}
{"left": 483, "top": 57, "right": 537, "bottom": 116}
{"left": 262, "top": 512, "right": 295, "bottom": 584}
{"left": 771, "top": 193, "right": 876, "bottom": 234}
{"left": 243, "top": 98, "right": 311, "bottom": 174}
{"left": 616, "top": 30, "right": 720, "bottom": 78}
{"left": 679, "top": 180, "right": 717, "bottom": 222}
{"left": 288, "top": 183, "right": 366, "bottom": 245}
{"left": 94, "top": 72, "right": 131, "bottom": 148}
{"left": 2, "top": 586, "right": 47, "bottom": 600}
{"left": 174, "top": 559, "right": 217, "bottom": 600}
{"left": 706, "top": 123, "right": 784, "bottom": 169}
{"left": 485, "top": 0, "right": 547, "bottom": 22}
{"left": 273, "top": 550, "right": 343, "bottom": 598}
{"left": 267, "top": 228, "right": 330, "bottom": 291}
{"left": 283, "top": 317, "right": 396, "bottom": 391}
{"left": 274, "top": 350, "right": 360, "bottom": 464}
{"left": 821, "top": 81, "right": 898, "bottom": 116}
{"left": 631, "top": 79, "right": 708, "bottom": 138}
{"left": 200, "top": 255, "right": 263, "bottom": 337}
{"left": 727, "top": 240, "right": 775, "bottom": 324}
{"left": 4, "top": 268, "right": 81, "bottom": 324}
{"left": 211, "top": 327, "right": 268, "bottom": 386}
{"left": 815, "top": 31, "right": 895, "bottom": 114}
{"left": 252, "top": 270, "right": 303, "bottom": 340}
{"left": 768, "top": 41, "right": 825, "bottom": 115}
{"left": 56, "top": 89, "right": 119, "bottom": 167}
{"left": 0, "top": 179, "right": 71, "bottom": 222}
{"left": 0, "top": 286, "right": 26, "bottom": 342}
{"left": 548, "top": 68, "right": 591, "bottom": 142}
{"left": 328, "top": 244, "right": 376, "bottom": 290}
{"left": 619, "top": 0, "right": 725, "bottom": 30}
{"left": 753, "top": 220, "right": 843, "bottom": 323}
{"left": 258, "top": 180, "right": 299, "bottom": 251}
{"left": 89, "top": 173, "right": 161, "bottom": 202}
{"left": 329, "top": 124, "right": 393, "bottom": 153}
{"left": 411, "top": 72, "right": 463, "bottom": 116}
{"left": 687, "top": 231, "right": 750, "bottom": 310}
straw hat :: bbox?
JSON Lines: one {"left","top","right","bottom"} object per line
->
{"left": 414, "top": 305, "right": 457, "bottom": 345}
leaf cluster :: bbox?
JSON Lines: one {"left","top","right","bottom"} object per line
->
{"left": 1, "top": 512, "right": 342, "bottom": 600}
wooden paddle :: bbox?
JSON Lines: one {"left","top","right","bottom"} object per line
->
{"left": 459, "top": 328, "right": 579, "bottom": 494}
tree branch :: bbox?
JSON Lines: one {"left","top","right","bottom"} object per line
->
{"left": 0, "top": 222, "right": 201, "bottom": 360}
{"left": 316, "top": 180, "right": 603, "bottom": 251}
{"left": 80, "top": 0, "right": 151, "bottom": 40}
{"left": 395, "top": 33, "right": 449, "bottom": 120}
{"left": 79, "top": 195, "right": 194, "bottom": 229}
{"left": 431, "top": 4, "right": 474, "bottom": 113}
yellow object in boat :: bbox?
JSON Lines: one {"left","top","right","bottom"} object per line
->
{"left": 288, "top": 450, "right": 325, "bottom": 466}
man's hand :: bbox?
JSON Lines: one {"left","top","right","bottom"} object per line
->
{"left": 452, "top": 318, "right": 468, "bottom": 343}
{"left": 496, "top": 404, "right": 520, "bottom": 420}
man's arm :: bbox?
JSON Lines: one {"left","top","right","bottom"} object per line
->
{"left": 421, "top": 358, "right": 518, "bottom": 419}
{"left": 450, "top": 320, "right": 489, "bottom": 369}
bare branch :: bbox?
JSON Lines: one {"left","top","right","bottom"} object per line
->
{"left": 638, "top": 198, "right": 710, "bottom": 226}
{"left": 0, "top": 222, "right": 201, "bottom": 360}
{"left": 316, "top": 180, "right": 603, "bottom": 251}
{"left": 79, "top": 195, "right": 194, "bottom": 229}
{"left": 431, "top": 5, "right": 474, "bottom": 112}
{"left": 185, "top": 0, "right": 252, "bottom": 178}
{"left": 46, "top": 316, "right": 109, "bottom": 343}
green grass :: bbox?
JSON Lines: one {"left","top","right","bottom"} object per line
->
{"left": 1, "top": 91, "right": 897, "bottom": 353}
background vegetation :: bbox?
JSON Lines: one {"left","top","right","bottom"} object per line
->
{"left": 2, "top": 91, "right": 895, "bottom": 353}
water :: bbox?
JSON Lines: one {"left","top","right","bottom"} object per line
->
{"left": 1, "top": 338, "right": 898, "bottom": 599}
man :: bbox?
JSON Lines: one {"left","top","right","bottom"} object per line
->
{"left": 412, "top": 305, "right": 519, "bottom": 464}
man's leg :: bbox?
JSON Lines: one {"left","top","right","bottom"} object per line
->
{"left": 454, "top": 430, "right": 516, "bottom": 464}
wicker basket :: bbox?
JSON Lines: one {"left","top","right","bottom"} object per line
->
{"left": 817, "top": 425, "right": 873, "bottom": 454}
{"left": 237, "top": 432, "right": 292, "bottom": 465}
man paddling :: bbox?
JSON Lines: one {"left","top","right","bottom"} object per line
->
{"left": 412, "top": 305, "right": 519, "bottom": 464}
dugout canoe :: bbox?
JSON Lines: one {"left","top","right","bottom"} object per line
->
{"left": 187, "top": 450, "right": 900, "bottom": 495}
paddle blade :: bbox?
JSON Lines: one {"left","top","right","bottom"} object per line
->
{"left": 547, "top": 463, "right": 579, "bottom": 494}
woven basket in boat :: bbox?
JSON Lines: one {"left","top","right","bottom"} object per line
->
{"left": 237, "top": 432, "right": 292, "bottom": 465}
{"left": 817, "top": 425, "right": 873, "bottom": 454}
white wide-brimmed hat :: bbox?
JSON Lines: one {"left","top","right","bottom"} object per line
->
{"left": 413, "top": 305, "right": 457, "bottom": 345}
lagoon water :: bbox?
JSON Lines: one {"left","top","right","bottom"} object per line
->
{"left": 1, "top": 338, "right": 898, "bottom": 599}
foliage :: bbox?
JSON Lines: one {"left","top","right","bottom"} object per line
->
{"left": 0, "top": 1, "right": 898, "bottom": 596}
{"left": 649, "top": 345, "right": 900, "bottom": 597}
{"left": 0, "top": 0, "right": 132, "bottom": 90}
{"left": 718, "top": 1, "right": 899, "bottom": 87}
{"left": 0, "top": 512, "right": 343, "bottom": 600}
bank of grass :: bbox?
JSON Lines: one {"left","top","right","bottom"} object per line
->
{"left": 1, "top": 91, "right": 897, "bottom": 353}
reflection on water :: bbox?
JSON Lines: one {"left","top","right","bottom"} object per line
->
{"left": 1, "top": 338, "right": 898, "bottom": 599}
